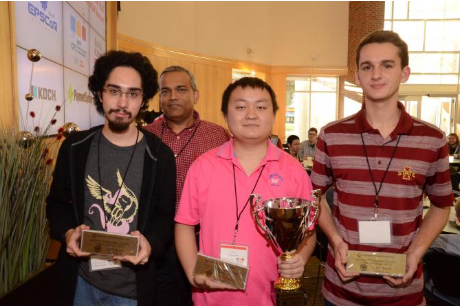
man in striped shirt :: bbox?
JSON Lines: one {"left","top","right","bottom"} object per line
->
{"left": 311, "top": 30, "right": 453, "bottom": 306}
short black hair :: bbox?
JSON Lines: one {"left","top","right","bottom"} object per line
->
{"left": 221, "top": 77, "right": 278, "bottom": 116}
{"left": 88, "top": 51, "right": 159, "bottom": 115}
{"left": 287, "top": 135, "right": 299, "bottom": 145}
{"left": 356, "top": 30, "right": 409, "bottom": 69}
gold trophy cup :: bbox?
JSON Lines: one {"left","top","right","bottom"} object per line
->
{"left": 250, "top": 190, "right": 320, "bottom": 291}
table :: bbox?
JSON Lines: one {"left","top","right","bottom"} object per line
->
{"left": 448, "top": 156, "right": 460, "bottom": 168}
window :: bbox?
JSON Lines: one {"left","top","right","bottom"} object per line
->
{"left": 385, "top": 2, "right": 460, "bottom": 85}
{"left": 285, "top": 76, "right": 338, "bottom": 142}
{"left": 385, "top": 1, "right": 460, "bottom": 134}
{"left": 231, "top": 69, "right": 265, "bottom": 82}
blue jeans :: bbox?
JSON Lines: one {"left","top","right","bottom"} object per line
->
{"left": 73, "top": 276, "right": 137, "bottom": 306}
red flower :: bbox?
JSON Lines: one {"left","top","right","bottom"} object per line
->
{"left": 34, "top": 126, "right": 40, "bottom": 133}
{"left": 50, "top": 119, "right": 57, "bottom": 125}
{"left": 30, "top": 111, "right": 35, "bottom": 118}
{"left": 56, "top": 134, "right": 63, "bottom": 140}
{"left": 46, "top": 158, "right": 53, "bottom": 165}
{"left": 55, "top": 105, "right": 61, "bottom": 111}
{"left": 58, "top": 127, "right": 64, "bottom": 133}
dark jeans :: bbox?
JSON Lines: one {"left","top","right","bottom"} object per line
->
{"left": 155, "top": 244, "right": 192, "bottom": 306}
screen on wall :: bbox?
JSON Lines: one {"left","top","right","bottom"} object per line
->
{"left": 15, "top": 1, "right": 106, "bottom": 134}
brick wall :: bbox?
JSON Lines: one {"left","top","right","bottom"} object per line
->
{"left": 338, "top": 1, "right": 385, "bottom": 118}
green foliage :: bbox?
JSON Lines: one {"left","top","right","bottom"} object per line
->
{"left": 0, "top": 130, "right": 56, "bottom": 297}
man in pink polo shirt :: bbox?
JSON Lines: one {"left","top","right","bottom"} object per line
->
{"left": 175, "top": 77, "right": 317, "bottom": 305}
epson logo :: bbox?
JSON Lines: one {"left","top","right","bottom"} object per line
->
{"left": 31, "top": 85, "right": 57, "bottom": 101}
{"left": 28, "top": 2, "right": 58, "bottom": 32}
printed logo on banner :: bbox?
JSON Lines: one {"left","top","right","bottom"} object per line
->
{"left": 93, "top": 36, "right": 104, "bottom": 59}
{"left": 69, "top": 13, "right": 87, "bottom": 68}
{"left": 70, "top": 15, "right": 86, "bottom": 42}
{"left": 67, "top": 84, "right": 93, "bottom": 104}
{"left": 88, "top": 1, "right": 105, "bottom": 24}
{"left": 30, "top": 85, "right": 57, "bottom": 101}
{"left": 27, "top": 1, "right": 58, "bottom": 32}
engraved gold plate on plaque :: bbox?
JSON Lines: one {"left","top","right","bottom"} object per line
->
{"left": 194, "top": 253, "right": 249, "bottom": 290}
{"left": 346, "top": 250, "right": 406, "bottom": 277}
{"left": 80, "top": 230, "right": 139, "bottom": 257}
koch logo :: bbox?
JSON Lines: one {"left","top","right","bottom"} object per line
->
{"left": 27, "top": 2, "right": 58, "bottom": 32}
{"left": 30, "top": 85, "right": 57, "bottom": 101}
{"left": 68, "top": 84, "right": 92, "bottom": 103}
{"left": 71, "top": 15, "right": 86, "bottom": 42}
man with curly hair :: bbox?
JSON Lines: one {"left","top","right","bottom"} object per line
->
{"left": 46, "top": 51, "right": 176, "bottom": 306}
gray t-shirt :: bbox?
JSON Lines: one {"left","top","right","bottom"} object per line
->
{"left": 79, "top": 130, "right": 145, "bottom": 299}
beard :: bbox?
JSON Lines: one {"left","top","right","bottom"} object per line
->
{"left": 106, "top": 108, "right": 133, "bottom": 133}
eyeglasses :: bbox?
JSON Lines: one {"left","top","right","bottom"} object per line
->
{"left": 103, "top": 87, "right": 143, "bottom": 101}
{"left": 308, "top": 133, "right": 317, "bottom": 136}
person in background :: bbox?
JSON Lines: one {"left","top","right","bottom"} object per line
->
{"left": 46, "top": 51, "right": 176, "bottom": 306}
{"left": 287, "top": 134, "right": 301, "bottom": 161}
{"left": 143, "top": 66, "right": 230, "bottom": 306}
{"left": 311, "top": 30, "right": 452, "bottom": 306}
{"left": 175, "top": 77, "right": 317, "bottom": 305}
{"left": 455, "top": 196, "right": 460, "bottom": 225}
{"left": 448, "top": 133, "right": 459, "bottom": 155}
{"left": 299, "top": 127, "right": 318, "bottom": 160}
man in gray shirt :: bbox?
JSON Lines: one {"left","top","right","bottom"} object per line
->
{"left": 47, "top": 51, "right": 176, "bottom": 306}
{"left": 299, "top": 127, "right": 318, "bottom": 160}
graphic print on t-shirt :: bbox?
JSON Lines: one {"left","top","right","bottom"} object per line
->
{"left": 86, "top": 169, "right": 138, "bottom": 234}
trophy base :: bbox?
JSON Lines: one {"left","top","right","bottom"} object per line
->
{"left": 276, "top": 286, "right": 307, "bottom": 306}
{"left": 274, "top": 277, "right": 301, "bottom": 291}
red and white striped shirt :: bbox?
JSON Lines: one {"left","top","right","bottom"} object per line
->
{"left": 311, "top": 102, "right": 453, "bottom": 306}
{"left": 144, "top": 111, "right": 231, "bottom": 210}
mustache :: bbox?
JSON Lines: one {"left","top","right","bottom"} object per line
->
{"left": 108, "top": 108, "right": 132, "bottom": 117}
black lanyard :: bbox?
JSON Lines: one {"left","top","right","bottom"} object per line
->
{"left": 361, "top": 133, "right": 401, "bottom": 220}
{"left": 232, "top": 164, "right": 265, "bottom": 243}
{"left": 161, "top": 121, "right": 201, "bottom": 158}
{"left": 97, "top": 129, "right": 139, "bottom": 231}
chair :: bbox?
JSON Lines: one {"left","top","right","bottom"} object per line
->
{"left": 424, "top": 234, "right": 460, "bottom": 306}
{"left": 450, "top": 173, "right": 460, "bottom": 197}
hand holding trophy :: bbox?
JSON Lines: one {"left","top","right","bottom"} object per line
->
{"left": 250, "top": 190, "right": 321, "bottom": 291}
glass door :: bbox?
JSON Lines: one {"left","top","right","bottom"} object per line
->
{"left": 401, "top": 95, "right": 456, "bottom": 135}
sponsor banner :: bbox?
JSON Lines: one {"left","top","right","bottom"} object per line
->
{"left": 15, "top": 1, "right": 63, "bottom": 64}
{"left": 67, "top": 1, "right": 89, "bottom": 22}
{"left": 17, "top": 47, "right": 64, "bottom": 135}
{"left": 64, "top": 68, "right": 92, "bottom": 130}
{"left": 63, "top": 2, "right": 90, "bottom": 76}
{"left": 88, "top": 1, "right": 106, "bottom": 39}
{"left": 89, "top": 27, "right": 106, "bottom": 75}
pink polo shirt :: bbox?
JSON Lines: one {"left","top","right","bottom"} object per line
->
{"left": 175, "top": 139, "right": 314, "bottom": 306}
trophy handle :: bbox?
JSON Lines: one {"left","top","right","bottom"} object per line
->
{"left": 250, "top": 194, "right": 265, "bottom": 232}
{"left": 249, "top": 194, "right": 281, "bottom": 250}
{"left": 306, "top": 189, "right": 322, "bottom": 229}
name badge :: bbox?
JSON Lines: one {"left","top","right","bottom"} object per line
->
{"left": 358, "top": 220, "right": 392, "bottom": 245}
{"left": 220, "top": 243, "right": 249, "bottom": 267}
{"left": 89, "top": 255, "right": 122, "bottom": 271}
